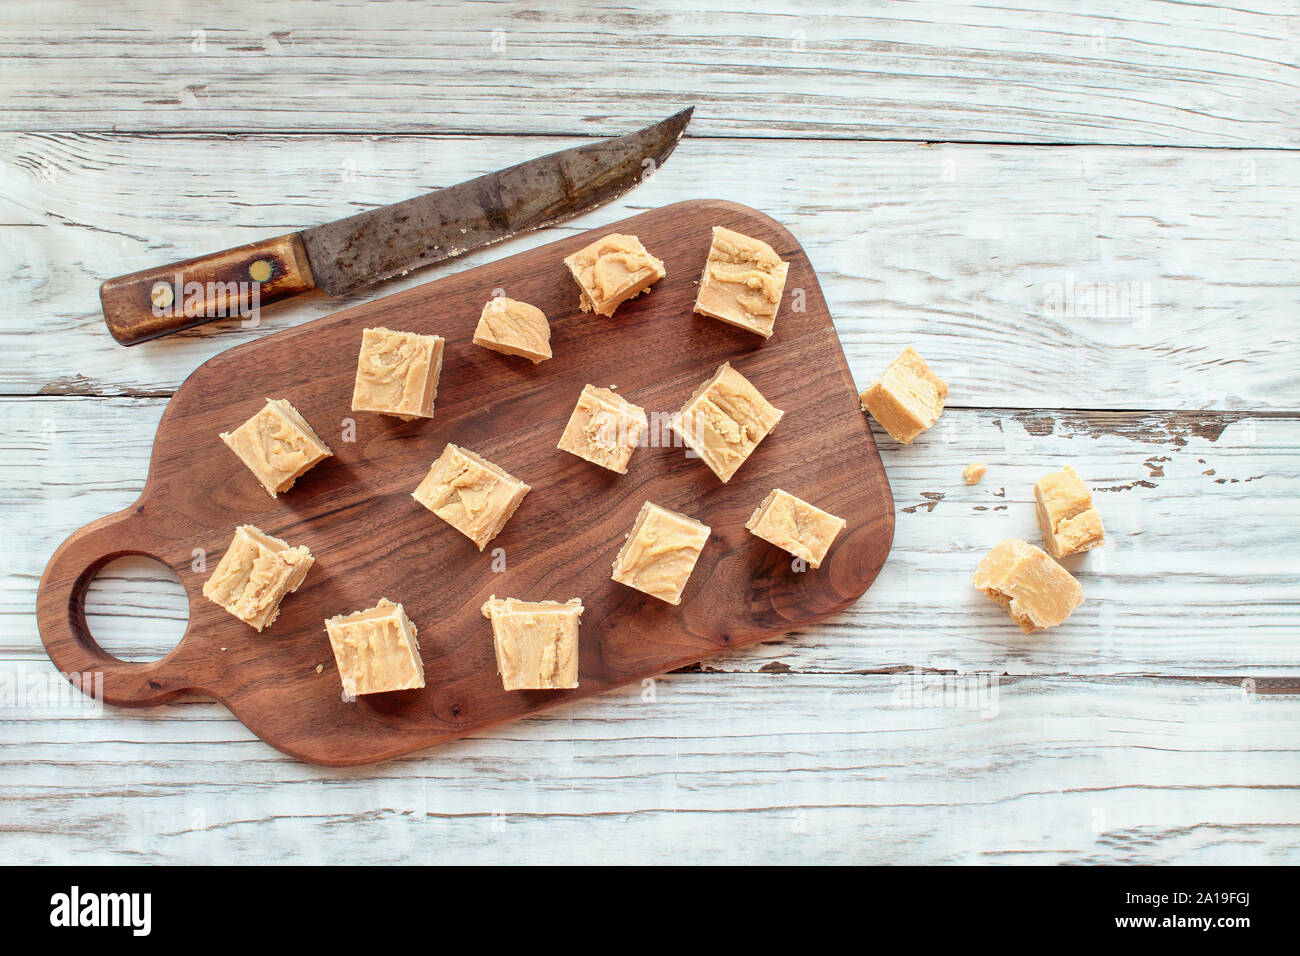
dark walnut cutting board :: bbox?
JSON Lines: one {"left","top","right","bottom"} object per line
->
{"left": 38, "top": 199, "right": 895, "bottom": 766}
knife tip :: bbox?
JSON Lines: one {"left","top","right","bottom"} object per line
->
{"left": 667, "top": 105, "right": 695, "bottom": 136}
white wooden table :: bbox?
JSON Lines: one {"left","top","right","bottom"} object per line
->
{"left": 3, "top": 0, "right": 1297, "bottom": 864}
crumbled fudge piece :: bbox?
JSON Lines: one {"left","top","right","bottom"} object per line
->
{"left": 670, "top": 362, "right": 784, "bottom": 482}
{"left": 324, "top": 598, "right": 424, "bottom": 696}
{"left": 745, "top": 489, "right": 847, "bottom": 569}
{"left": 557, "top": 385, "right": 649, "bottom": 474}
{"left": 351, "top": 327, "right": 445, "bottom": 420}
{"left": 860, "top": 346, "right": 948, "bottom": 443}
{"left": 611, "top": 501, "right": 710, "bottom": 606}
{"left": 963, "top": 462, "right": 988, "bottom": 485}
{"left": 563, "top": 233, "right": 665, "bottom": 317}
{"left": 481, "top": 596, "right": 583, "bottom": 691}
{"left": 473, "top": 297, "right": 552, "bottom": 363}
{"left": 693, "top": 226, "right": 789, "bottom": 338}
{"left": 203, "top": 524, "right": 314, "bottom": 631}
{"left": 219, "top": 398, "right": 332, "bottom": 497}
{"left": 972, "top": 538, "right": 1084, "bottom": 633}
{"left": 1034, "top": 465, "right": 1105, "bottom": 558}
{"left": 412, "top": 443, "right": 530, "bottom": 550}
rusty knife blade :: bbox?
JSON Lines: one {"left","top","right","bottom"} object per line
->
{"left": 299, "top": 107, "right": 693, "bottom": 296}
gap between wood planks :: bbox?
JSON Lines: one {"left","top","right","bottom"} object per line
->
{"left": 1, "top": 652, "right": 1296, "bottom": 690}
{"left": 15, "top": 392, "right": 1300, "bottom": 422}
{"left": 14, "top": 130, "right": 1300, "bottom": 152}
{"left": 671, "top": 664, "right": 1300, "bottom": 692}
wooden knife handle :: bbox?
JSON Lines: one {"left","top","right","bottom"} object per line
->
{"left": 99, "top": 233, "right": 316, "bottom": 346}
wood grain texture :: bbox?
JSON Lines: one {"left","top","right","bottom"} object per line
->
{"left": 35, "top": 200, "right": 895, "bottom": 764}
{"left": 3, "top": 1, "right": 1297, "bottom": 146}
{"left": 9, "top": 399, "right": 1296, "bottom": 677}
{"left": 99, "top": 232, "right": 314, "bottom": 345}
{"left": 6, "top": 133, "right": 1298, "bottom": 407}
{"left": 1, "top": 666, "right": 1295, "bottom": 864}
{"left": 5, "top": 0, "right": 1299, "bottom": 864}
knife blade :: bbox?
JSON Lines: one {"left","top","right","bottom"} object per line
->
{"left": 99, "top": 107, "right": 693, "bottom": 346}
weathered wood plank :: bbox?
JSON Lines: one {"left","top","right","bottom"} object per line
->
{"left": 4, "top": 134, "right": 1298, "bottom": 407}
{"left": 6, "top": 398, "right": 1296, "bottom": 676}
{"left": 1, "top": 666, "right": 1295, "bottom": 864}
{"left": 3, "top": 0, "right": 1297, "bottom": 146}
{"left": 7, "top": 0, "right": 1298, "bottom": 868}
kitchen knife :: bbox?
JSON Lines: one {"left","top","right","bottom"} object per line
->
{"left": 100, "top": 107, "right": 694, "bottom": 346}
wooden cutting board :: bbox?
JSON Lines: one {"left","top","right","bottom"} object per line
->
{"left": 37, "top": 199, "right": 895, "bottom": 766}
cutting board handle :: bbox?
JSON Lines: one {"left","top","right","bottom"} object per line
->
{"left": 99, "top": 233, "right": 316, "bottom": 346}
{"left": 36, "top": 506, "right": 217, "bottom": 708}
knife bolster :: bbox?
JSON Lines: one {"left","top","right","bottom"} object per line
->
{"left": 100, "top": 233, "right": 316, "bottom": 346}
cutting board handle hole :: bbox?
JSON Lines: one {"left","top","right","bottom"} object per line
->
{"left": 83, "top": 556, "right": 190, "bottom": 663}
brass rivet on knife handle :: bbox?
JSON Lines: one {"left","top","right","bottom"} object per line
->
{"left": 99, "top": 233, "right": 316, "bottom": 346}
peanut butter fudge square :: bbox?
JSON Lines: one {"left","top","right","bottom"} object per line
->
{"left": 219, "top": 398, "right": 332, "bottom": 497}
{"left": 473, "top": 297, "right": 552, "bottom": 363}
{"left": 972, "top": 539, "right": 1084, "bottom": 634}
{"left": 352, "top": 327, "right": 445, "bottom": 420}
{"left": 564, "top": 233, "right": 665, "bottom": 317}
{"left": 693, "top": 226, "right": 789, "bottom": 338}
{"left": 1034, "top": 465, "right": 1105, "bottom": 558}
{"left": 860, "top": 346, "right": 948, "bottom": 443}
{"left": 324, "top": 598, "right": 424, "bottom": 696}
{"left": 557, "top": 385, "right": 649, "bottom": 474}
{"left": 670, "top": 362, "right": 783, "bottom": 482}
{"left": 412, "top": 443, "right": 530, "bottom": 550}
{"left": 611, "top": 502, "right": 710, "bottom": 606}
{"left": 481, "top": 596, "right": 583, "bottom": 691}
{"left": 203, "top": 524, "right": 314, "bottom": 631}
{"left": 745, "top": 489, "right": 846, "bottom": 569}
